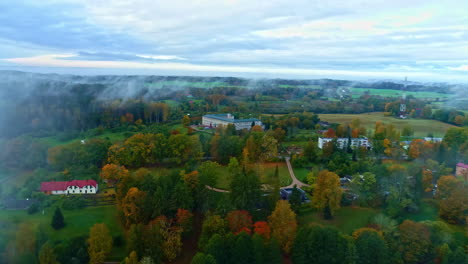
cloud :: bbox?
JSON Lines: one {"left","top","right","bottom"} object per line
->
{"left": 0, "top": 0, "right": 468, "bottom": 82}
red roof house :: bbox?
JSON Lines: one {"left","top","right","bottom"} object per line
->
{"left": 40, "top": 180, "right": 98, "bottom": 195}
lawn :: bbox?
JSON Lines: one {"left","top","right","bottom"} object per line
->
{"left": 0, "top": 205, "right": 125, "bottom": 261}
{"left": 293, "top": 167, "right": 310, "bottom": 183}
{"left": 297, "top": 206, "right": 380, "bottom": 234}
{"left": 212, "top": 162, "right": 292, "bottom": 190}
{"left": 319, "top": 112, "right": 455, "bottom": 137}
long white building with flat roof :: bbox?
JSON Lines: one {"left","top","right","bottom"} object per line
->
{"left": 318, "top": 137, "right": 371, "bottom": 149}
{"left": 202, "top": 113, "right": 262, "bottom": 130}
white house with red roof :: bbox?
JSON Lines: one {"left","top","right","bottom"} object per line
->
{"left": 40, "top": 179, "right": 98, "bottom": 195}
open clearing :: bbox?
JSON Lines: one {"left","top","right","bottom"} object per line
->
{"left": 297, "top": 206, "right": 380, "bottom": 235}
{"left": 347, "top": 87, "right": 452, "bottom": 99}
{"left": 319, "top": 112, "right": 456, "bottom": 137}
{"left": 213, "top": 162, "right": 292, "bottom": 190}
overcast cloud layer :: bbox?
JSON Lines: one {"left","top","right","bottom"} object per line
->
{"left": 1, "top": 0, "right": 468, "bottom": 82}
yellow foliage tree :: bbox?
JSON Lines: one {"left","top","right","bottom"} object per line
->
{"left": 268, "top": 200, "right": 297, "bottom": 254}
{"left": 124, "top": 251, "right": 138, "bottom": 264}
{"left": 312, "top": 170, "right": 343, "bottom": 218}
{"left": 88, "top": 223, "right": 113, "bottom": 264}
{"left": 122, "top": 187, "right": 147, "bottom": 227}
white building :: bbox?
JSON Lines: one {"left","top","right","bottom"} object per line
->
{"left": 40, "top": 179, "right": 98, "bottom": 195}
{"left": 318, "top": 137, "right": 371, "bottom": 149}
{"left": 202, "top": 113, "right": 262, "bottom": 130}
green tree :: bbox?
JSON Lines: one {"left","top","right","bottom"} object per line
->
{"left": 354, "top": 229, "right": 388, "bottom": 264}
{"left": 191, "top": 252, "right": 217, "bottom": 264}
{"left": 232, "top": 232, "right": 253, "bottom": 264}
{"left": 51, "top": 207, "right": 65, "bottom": 230}
{"left": 39, "top": 242, "right": 59, "bottom": 264}
{"left": 230, "top": 169, "right": 261, "bottom": 211}
{"left": 292, "top": 225, "right": 350, "bottom": 264}
{"left": 198, "top": 214, "right": 226, "bottom": 249}
{"left": 289, "top": 185, "right": 303, "bottom": 212}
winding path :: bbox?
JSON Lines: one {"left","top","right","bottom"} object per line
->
{"left": 282, "top": 157, "right": 310, "bottom": 189}
{"left": 205, "top": 157, "right": 310, "bottom": 193}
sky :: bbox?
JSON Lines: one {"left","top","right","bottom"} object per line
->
{"left": 1, "top": 0, "right": 468, "bottom": 82}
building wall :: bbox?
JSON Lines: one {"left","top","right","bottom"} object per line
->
{"left": 318, "top": 137, "right": 371, "bottom": 149}
{"left": 202, "top": 116, "right": 262, "bottom": 131}
{"left": 48, "top": 185, "right": 98, "bottom": 195}
{"left": 202, "top": 116, "right": 230, "bottom": 128}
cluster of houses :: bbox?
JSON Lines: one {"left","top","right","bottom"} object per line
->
{"left": 202, "top": 113, "right": 263, "bottom": 131}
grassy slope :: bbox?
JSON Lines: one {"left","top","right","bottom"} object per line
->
{"left": 319, "top": 112, "right": 455, "bottom": 137}
{"left": 0, "top": 205, "right": 125, "bottom": 260}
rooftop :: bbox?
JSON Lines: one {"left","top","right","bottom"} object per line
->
{"left": 40, "top": 179, "right": 97, "bottom": 192}
{"left": 456, "top": 163, "right": 468, "bottom": 169}
{"left": 204, "top": 114, "right": 260, "bottom": 123}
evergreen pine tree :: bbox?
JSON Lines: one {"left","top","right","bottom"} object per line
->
{"left": 51, "top": 207, "right": 65, "bottom": 230}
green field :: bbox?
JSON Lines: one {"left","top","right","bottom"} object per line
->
{"left": 0, "top": 205, "right": 125, "bottom": 260}
{"left": 297, "top": 206, "right": 380, "bottom": 234}
{"left": 213, "top": 162, "right": 292, "bottom": 190}
{"left": 319, "top": 112, "right": 455, "bottom": 137}
{"left": 347, "top": 87, "right": 452, "bottom": 99}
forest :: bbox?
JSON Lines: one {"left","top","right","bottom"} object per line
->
{"left": 0, "top": 72, "right": 466, "bottom": 264}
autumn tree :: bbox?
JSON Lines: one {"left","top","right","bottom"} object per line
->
{"left": 182, "top": 115, "right": 191, "bottom": 127}
{"left": 312, "top": 170, "right": 342, "bottom": 219}
{"left": 399, "top": 220, "right": 432, "bottom": 264}
{"left": 324, "top": 128, "right": 336, "bottom": 138}
{"left": 88, "top": 223, "right": 113, "bottom": 264}
{"left": 108, "top": 133, "right": 167, "bottom": 167}
{"left": 176, "top": 208, "right": 194, "bottom": 236}
{"left": 268, "top": 200, "right": 297, "bottom": 253}
{"left": 152, "top": 216, "right": 183, "bottom": 261}
{"left": 39, "top": 242, "right": 59, "bottom": 264}
{"left": 100, "top": 163, "right": 130, "bottom": 186}
{"left": 439, "top": 184, "right": 467, "bottom": 224}
{"left": 253, "top": 221, "right": 271, "bottom": 239}
{"left": 124, "top": 251, "right": 138, "bottom": 264}
{"left": 122, "top": 187, "right": 147, "bottom": 227}
{"left": 226, "top": 210, "right": 253, "bottom": 234}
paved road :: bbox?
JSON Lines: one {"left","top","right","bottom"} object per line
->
{"left": 282, "top": 157, "right": 310, "bottom": 189}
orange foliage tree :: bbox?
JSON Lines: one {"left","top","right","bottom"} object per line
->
{"left": 100, "top": 163, "right": 130, "bottom": 186}
{"left": 176, "top": 209, "right": 193, "bottom": 235}
{"left": 226, "top": 210, "right": 253, "bottom": 234}
{"left": 253, "top": 221, "right": 271, "bottom": 239}
{"left": 122, "top": 187, "right": 147, "bottom": 227}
